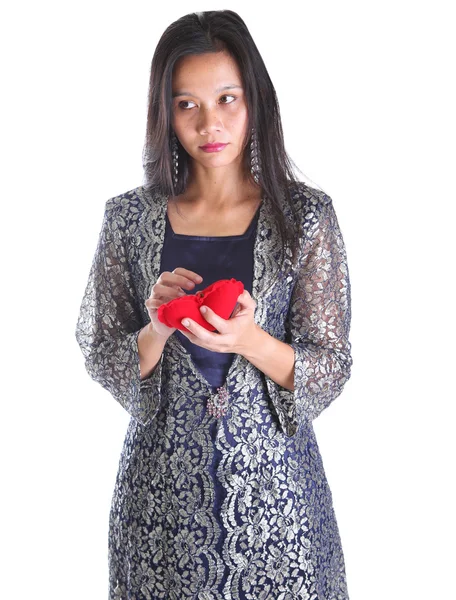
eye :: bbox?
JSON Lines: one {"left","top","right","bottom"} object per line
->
{"left": 219, "top": 94, "right": 236, "bottom": 104}
{"left": 177, "top": 95, "right": 236, "bottom": 110}
{"left": 178, "top": 100, "right": 197, "bottom": 110}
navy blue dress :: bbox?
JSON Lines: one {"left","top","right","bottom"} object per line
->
{"left": 159, "top": 205, "right": 261, "bottom": 392}
{"left": 159, "top": 205, "right": 261, "bottom": 597}
{"left": 75, "top": 185, "right": 353, "bottom": 599}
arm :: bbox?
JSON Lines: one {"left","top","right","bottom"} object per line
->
{"left": 263, "top": 194, "right": 353, "bottom": 437}
{"left": 75, "top": 200, "right": 164, "bottom": 426}
{"left": 138, "top": 322, "right": 168, "bottom": 380}
{"left": 240, "top": 325, "right": 295, "bottom": 391}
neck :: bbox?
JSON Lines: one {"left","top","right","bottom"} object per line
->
{"left": 183, "top": 161, "right": 259, "bottom": 209}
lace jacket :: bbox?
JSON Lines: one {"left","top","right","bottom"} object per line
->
{"left": 75, "top": 182, "right": 353, "bottom": 600}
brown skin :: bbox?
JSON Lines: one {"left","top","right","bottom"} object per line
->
{"left": 138, "top": 51, "right": 294, "bottom": 389}
{"left": 143, "top": 267, "right": 258, "bottom": 356}
{"left": 144, "top": 50, "right": 260, "bottom": 350}
{"left": 170, "top": 50, "right": 254, "bottom": 210}
{"left": 144, "top": 268, "right": 203, "bottom": 339}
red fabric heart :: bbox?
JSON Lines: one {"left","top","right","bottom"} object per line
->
{"left": 157, "top": 278, "right": 244, "bottom": 332}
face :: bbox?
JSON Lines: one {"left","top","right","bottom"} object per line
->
{"left": 171, "top": 51, "right": 249, "bottom": 170}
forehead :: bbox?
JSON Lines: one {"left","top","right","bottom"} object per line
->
{"left": 172, "top": 51, "right": 242, "bottom": 91}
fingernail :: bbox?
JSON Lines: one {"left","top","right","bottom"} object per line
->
{"left": 200, "top": 306, "right": 207, "bottom": 314}
{"left": 182, "top": 319, "right": 190, "bottom": 327}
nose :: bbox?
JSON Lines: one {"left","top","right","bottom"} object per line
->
{"left": 198, "top": 106, "right": 222, "bottom": 135}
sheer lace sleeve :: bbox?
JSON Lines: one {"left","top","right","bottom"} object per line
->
{"left": 75, "top": 199, "right": 163, "bottom": 426}
{"left": 265, "top": 193, "right": 353, "bottom": 437}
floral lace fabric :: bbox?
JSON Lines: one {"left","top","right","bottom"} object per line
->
{"left": 75, "top": 182, "right": 353, "bottom": 599}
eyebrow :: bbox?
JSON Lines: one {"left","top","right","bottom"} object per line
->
{"left": 172, "top": 84, "right": 243, "bottom": 99}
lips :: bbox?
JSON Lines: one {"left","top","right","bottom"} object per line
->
{"left": 200, "top": 143, "right": 227, "bottom": 150}
{"left": 157, "top": 278, "right": 244, "bottom": 332}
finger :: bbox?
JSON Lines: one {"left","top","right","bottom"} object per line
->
{"left": 145, "top": 287, "right": 184, "bottom": 310}
{"left": 180, "top": 319, "right": 198, "bottom": 340}
{"left": 237, "top": 290, "right": 257, "bottom": 309}
{"left": 199, "top": 305, "right": 229, "bottom": 334}
{"left": 181, "top": 316, "right": 218, "bottom": 341}
{"left": 149, "top": 282, "right": 185, "bottom": 300}
{"left": 155, "top": 275, "right": 195, "bottom": 294}
{"left": 145, "top": 297, "right": 171, "bottom": 310}
{"left": 150, "top": 272, "right": 199, "bottom": 297}
{"left": 171, "top": 268, "right": 203, "bottom": 285}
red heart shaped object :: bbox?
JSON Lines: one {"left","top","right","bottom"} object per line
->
{"left": 157, "top": 278, "right": 244, "bottom": 332}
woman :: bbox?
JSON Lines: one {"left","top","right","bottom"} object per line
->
{"left": 75, "top": 9, "right": 353, "bottom": 600}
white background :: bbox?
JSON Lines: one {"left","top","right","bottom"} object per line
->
{"left": 1, "top": 1, "right": 455, "bottom": 598}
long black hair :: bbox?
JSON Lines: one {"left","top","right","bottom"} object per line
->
{"left": 142, "top": 9, "right": 317, "bottom": 271}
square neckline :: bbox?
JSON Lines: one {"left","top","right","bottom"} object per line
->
{"left": 165, "top": 199, "right": 263, "bottom": 242}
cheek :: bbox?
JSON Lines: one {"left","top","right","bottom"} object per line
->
{"left": 173, "top": 109, "right": 197, "bottom": 129}
{"left": 234, "top": 117, "right": 249, "bottom": 147}
{"left": 171, "top": 111, "right": 183, "bottom": 133}
{"left": 233, "top": 101, "right": 248, "bottom": 120}
{"left": 171, "top": 107, "right": 181, "bottom": 129}
{"left": 171, "top": 117, "right": 193, "bottom": 147}
{"left": 227, "top": 105, "right": 248, "bottom": 134}
{"left": 171, "top": 107, "right": 191, "bottom": 131}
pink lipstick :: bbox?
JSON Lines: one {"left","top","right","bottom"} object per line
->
{"left": 199, "top": 143, "right": 228, "bottom": 153}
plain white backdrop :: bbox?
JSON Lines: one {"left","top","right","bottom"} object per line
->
{"left": 1, "top": 1, "right": 454, "bottom": 598}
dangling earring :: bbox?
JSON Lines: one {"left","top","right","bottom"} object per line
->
{"left": 171, "top": 131, "right": 179, "bottom": 189}
{"left": 250, "top": 127, "right": 261, "bottom": 184}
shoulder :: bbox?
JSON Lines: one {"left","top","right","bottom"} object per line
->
{"left": 286, "top": 180, "right": 336, "bottom": 231}
{"left": 103, "top": 185, "right": 166, "bottom": 231}
{"left": 288, "top": 180, "right": 333, "bottom": 210}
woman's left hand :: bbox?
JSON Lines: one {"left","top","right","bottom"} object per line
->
{"left": 179, "top": 290, "right": 258, "bottom": 355}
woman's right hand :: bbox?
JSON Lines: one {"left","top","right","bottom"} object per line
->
{"left": 144, "top": 268, "right": 203, "bottom": 338}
